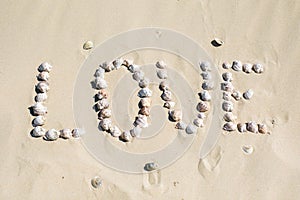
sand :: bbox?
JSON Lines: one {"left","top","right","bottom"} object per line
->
{"left": 0, "top": 0, "right": 300, "bottom": 199}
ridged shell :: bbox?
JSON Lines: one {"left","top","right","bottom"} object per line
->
{"left": 134, "top": 114, "right": 148, "bottom": 128}
{"left": 94, "top": 67, "right": 105, "bottom": 78}
{"left": 72, "top": 128, "right": 83, "bottom": 138}
{"left": 156, "top": 60, "right": 166, "bottom": 69}
{"left": 202, "top": 82, "right": 214, "bottom": 90}
{"left": 109, "top": 126, "right": 122, "bottom": 137}
{"left": 130, "top": 126, "right": 142, "bottom": 137}
{"left": 252, "top": 63, "right": 263, "bottom": 73}
{"left": 99, "top": 118, "right": 112, "bottom": 131}
{"left": 35, "top": 93, "right": 48, "bottom": 102}
{"left": 185, "top": 124, "right": 198, "bottom": 134}
{"left": 38, "top": 62, "right": 52, "bottom": 72}
{"left": 91, "top": 177, "right": 102, "bottom": 188}
{"left": 168, "top": 110, "right": 182, "bottom": 122}
{"left": 243, "top": 89, "right": 254, "bottom": 100}
{"left": 223, "top": 92, "right": 231, "bottom": 101}
{"left": 201, "top": 72, "right": 212, "bottom": 80}
{"left": 157, "top": 70, "right": 168, "bottom": 79}
{"left": 139, "top": 107, "right": 150, "bottom": 116}
{"left": 221, "top": 82, "right": 234, "bottom": 92}
{"left": 32, "top": 116, "right": 45, "bottom": 126}
{"left": 94, "top": 77, "right": 107, "bottom": 89}
{"left": 199, "top": 90, "right": 211, "bottom": 101}
{"left": 258, "top": 124, "right": 268, "bottom": 134}
{"left": 96, "top": 99, "right": 109, "bottom": 110}
{"left": 119, "top": 131, "right": 132, "bottom": 142}
{"left": 139, "top": 98, "right": 151, "bottom": 107}
{"left": 112, "top": 58, "right": 124, "bottom": 70}
{"left": 138, "top": 88, "right": 152, "bottom": 98}
{"left": 31, "top": 103, "right": 47, "bottom": 116}
{"left": 242, "top": 145, "right": 254, "bottom": 155}
{"left": 246, "top": 121, "right": 258, "bottom": 133}
{"left": 196, "top": 101, "right": 210, "bottom": 112}
{"left": 132, "top": 71, "right": 144, "bottom": 81}
{"left": 159, "top": 81, "right": 169, "bottom": 91}
{"left": 232, "top": 60, "right": 242, "bottom": 71}
{"left": 193, "top": 118, "right": 204, "bottom": 127}
{"left": 223, "top": 112, "right": 237, "bottom": 122}
{"left": 44, "top": 129, "right": 59, "bottom": 141}
{"left": 223, "top": 122, "right": 236, "bottom": 131}
{"left": 37, "top": 72, "right": 50, "bottom": 81}
{"left": 128, "top": 64, "right": 140, "bottom": 73}
{"left": 237, "top": 123, "right": 247, "bottom": 133}
{"left": 95, "top": 90, "right": 108, "bottom": 101}
{"left": 60, "top": 128, "right": 72, "bottom": 139}
{"left": 138, "top": 78, "right": 149, "bottom": 88}
{"left": 100, "top": 62, "right": 113, "bottom": 72}
{"left": 98, "top": 109, "right": 112, "bottom": 120}
{"left": 199, "top": 61, "right": 211, "bottom": 72}
{"left": 222, "top": 62, "right": 231, "bottom": 69}
{"left": 36, "top": 81, "right": 49, "bottom": 93}
{"left": 163, "top": 101, "right": 175, "bottom": 109}
{"left": 83, "top": 41, "right": 93, "bottom": 50}
{"left": 144, "top": 162, "right": 159, "bottom": 171}
{"left": 31, "top": 126, "right": 46, "bottom": 137}
{"left": 222, "top": 72, "right": 233, "bottom": 82}
{"left": 242, "top": 63, "right": 252, "bottom": 73}
{"left": 231, "top": 90, "right": 242, "bottom": 101}
{"left": 161, "top": 90, "right": 172, "bottom": 101}
{"left": 222, "top": 101, "right": 233, "bottom": 112}
{"left": 175, "top": 121, "right": 187, "bottom": 130}
{"left": 197, "top": 113, "right": 206, "bottom": 119}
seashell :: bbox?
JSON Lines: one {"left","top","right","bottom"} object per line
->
{"left": 222, "top": 101, "right": 233, "bottom": 112}
{"left": 243, "top": 89, "right": 254, "bottom": 100}
{"left": 231, "top": 90, "right": 242, "bottom": 101}
{"left": 199, "top": 61, "right": 211, "bottom": 72}
{"left": 32, "top": 116, "right": 45, "bottom": 126}
{"left": 199, "top": 90, "right": 211, "bottom": 101}
{"left": 223, "top": 92, "right": 231, "bottom": 101}
{"left": 156, "top": 60, "right": 166, "bottom": 69}
{"left": 95, "top": 89, "right": 108, "bottom": 101}
{"left": 99, "top": 118, "right": 112, "bottom": 131}
{"left": 44, "top": 129, "right": 59, "bottom": 141}
{"left": 185, "top": 124, "right": 198, "bottom": 134}
{"left": 242, "top": 145, "right": 254, "bottom": 155}
{"left": 252, "top": 63, "right": 264, "bottom": 74}
{"left": 159, "top": 81, "right": 169, "bottom": 91}
{"left": 128, "top": 64, "right": 140, "bottom": 73}
{"left": 144, "top": 162, "right": 159, "bottom": 171}
{"left": 237, "top": 123, "right": 247, "bottom": 133}
{"left": 36, "top": 81, "right": 49, "bottom": 93}
{"left": 35, "top": 93, "right": 48, "bottom": 102}
{"left": 96, "top": 99, "right": 109, "bottom": 110}
{"left": 132, "top": 71, "right": 144, "bottom": 81}
{"left": 232, "top": 60, "right": 242, "bottom": 71}
{"left": 193, "top": 118, "right": 204, "bottom": 127}
{"left": 138, "top": 88, "right": 152, "bottom": 98}
{"left": 38, "top": 62, "right": 52, "bottom": 72}
{"left": 130, "top": 126, "right": 142, "bottom": 137}
{"left": 196, "top": 101, "right": 210, "bottom": 112}
{"left": 223, "top": 112, "right": 237, "bottom": 122}
{"left": 201, "top": 72, "right": 212, "bottom": 80}
{"left": 223, "top": 122, "right": 236, "bottom": 131}
{"left": 221, "top": 82, "right": 234, "bottom": 92}
{"left": 175, "top": 121, "right": 187, "bottom": 130}
{"left": 72, "top": 128, "right": 84, "bottom": 138}
{"left": 60, "top": 128, "right": 72, "bottom": 139}
{"left": 31, "top": 126, "right": 46, "bottom": 137}
{"left": 94, "top": 67, "right": 105, "bottom": 78}
{"left": 212, "top": 38, "right": 224, "bottom": 47}
{"left": 222, "top": 72, "right": 233, "bottom": 82}
{"left": 112, "top": 58, "right": 124, "bottom": 70}
{"left": 119, "top": 131, "right": 132, "bottom": 142}
{"left": 31, "top": 103, "right": 47, "bottom": 116}
{"left": 122, "top": 58, "right": 134, "bottom": 67}
{"left": 109, "top": 126, "right": 122, "bottom": 137}
{"left": 134, "top": 114, "right": 148, "bottom": 128}
{"left": 139, "top": 107, "right": 150, "bottom": 116}
{"left": 197, "top": 113, "right": 206, "bottom": 119}
{"left": 157, "top": 70, "right": 168, "bottom": 79}
{"left": 94, "top": 77, "right": 107, "bottom": 90}
{"left": 242, "top": 63, "right": 252, "bottom": 73}
{"left": 161, "top": 89, "right": 172, "bottom": 101}
{"left": 168, "top": 110, "right": 182, "bottom": 122}
{"left": 37, "top": 71, "right": 50, "bottom": 81}
{"left": 202, "top": 81, "right": 214, "bottom": 90}
{"left": 139, "top": 98, "right": 151, "bottom": 107}
{"left": 163, "top": 101, "right": 175, "bottom": 109}
{"left": 91, "top": 176, "right": 102, "bottom": 188}
{"left": 258, "top": 124, "right": 268, "bottom": 134}
{"left": 246, "top": 121, "right": 258, "bottom": 133}
{"left": 222, "top": 62, "right": 231, "bottom": 69}
{"left": 98, "top": 109, "right": 112, "bottom": 120}
{"left": 83, "top": 41, "right": 93, "bottom": 50}
{"left": 99, "top": 62, "right": 113, "bottom": 72}
{"left": 138, "top": 78, "right": 149, "bottom": 88}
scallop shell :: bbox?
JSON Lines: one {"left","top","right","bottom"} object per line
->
{"left": 100, "top": 62, "right": 113, "bottom": 72}
{"left": 38, "top": 62, "right": 52, "bottom": 72}
{"left": 32, "top": 116, "right": 45, "bottom": 126}
{"left": 134, "top": 114, "right": 148, "bottom": 128}
{"left": 83, "top": 41, "right": 93, "bottom": 50}
{"left": 44, "top": 129, "right": 59, "bottom": 141}
{"left": 144, "top": 162, "right": 159, "bottom": 171}
{"left": 37, "top": 72, "right": 50, "bottom": 81}
{"left": 60, "top": 128, "right": 72, "bottom": 139}
{"left": 119, "top": 131, "right": 132, "bottom": 142}
{"left": 231, "top": 90, "right": 242, "bottom": 101}
{"left": 202, "top": 82, "right": 214, "bottom": 90}
{"left": 91, "top": 177, "right": 102, "bottom": 188}
{"left": 98, "top": 109, "right": 112, "bottom": 120}
{"left": 138, "top": 88, "right": 152, "bottom": 98}
{"left": 35, "top": 93, "right": 48, "bottom": 102}
{"left": 196, "top": 101, "right": 210, "bottom": 112}
{"left": 221, "top": 82, "right": 234, "bottom": 92}
{"left": 112, "top": 58, "right": 124, "bottom": 70}
{"left": 132, "top": 71, "right": 145, "bottom": 81}
{"left": 156, "top": 60, "right": 166, "bottom": 69}
{"left": 99, "top": 118, "right": 112, "bottom": 131}
{"left": 237, "top": 123, "right": 247, "bottom": 133}
{"left": 252, "top": 63, "right": 264, "bottom": 74}
{"left": 222, "top": 62, "right": 231, "bottom": 69}
{"left": 130, "top": 126, "right": 142, "bottom": 137}
{"left": 222, "top": 101, "right": 233, "bottom": 112}
{"left": 95, "top": 89, "right": 108, "bottom": 101}
{"left": 36, "top": 81, "right": 49, "bottom": 93}
{"left": 193, "top": 118, "right": 204, "bottom": 127}
{"left": 159, "top": 81, "right": 169, "bottom": 91}
{"left": 157, "top": 70, "right": 168, "bottom": 79}
{"left": 161, "top": 90, "right": 172, "bottom": 101}
{"left": 31, "top": 103, "right": 47, "bottom": 116}
{"left": 258, "top": 124, "right": 268, "bottom": 134}
{"left": 199, "top": 90, "right": 211, "bottom": 101}
{"left": 197, "top": 113, "right": 206, "bottom": 119}
{"left": 223, "top": 122, "right": 236, "bottom": 131}
{"left": 163, "top": 101, "right": 175, "bottom": 109}
{"left": 223, "top": 112, "right": 237, "bottom": 122}
{"left": 246, "top": 121, "right": 258, "bottom": 133}
{"left": 128, "top": 64, "right": 140, "bottom": 73}
{"left": 109, "top": 126, "right": 122, "bottom": 137}
{"left": 243, "top": 89, "right": 254, "bottom": 100}
{"left": 185, "top": 124, "right": 198, "bottom": 134}
{"left": 222, "top": 72, "right": 233, "bottom": 82}
{"left": 232, "top": 60, "right": 242, "bottom": 71}
{"left": 72, "top": 128, "right": 84, "bottom": 138}
{"left": 96, "top": 99, "right": 109, "bottom": 110}
{"left": 223, "top": 92, "right": 231, "bottom": 101}
{"left": 139, "top": 98, "right": 151, "bottom": 107}
{"left": 94, "top": 77, "right": 107, "bottom": 90}
{"left": 242, "top": 63, "right": 252, "bottom": 73}
{"left": 122, "top": 58, "right": 134, "bottom": 67}
{"left": 199, "top": 61, "right": 211, "bottom": 72}
{"left": 138, "top": 78, "right": 149, "bottom": 88}
{"left": 139, "top": 107, "right": 150, "bottom": 116}
{"left": 175, "top": 121, "right": 187, "bottom": 130}
{"left": 31, "top": 126, "right": 46, "bottom": 137}
{"left": 242, "top": 145, "right": 254, "bottom": 155}
{"left": 168, "top": 110, "right": 182, "bottom": 122}
{"left": 94, "top": 67, "right": 105, "bottom": 78}
{"left": 201, "top": 72, "right": 212, "bottom": 80}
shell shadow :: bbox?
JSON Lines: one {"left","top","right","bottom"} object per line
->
{"left": 211, "top": 40, "right": 222, "bottom": 47}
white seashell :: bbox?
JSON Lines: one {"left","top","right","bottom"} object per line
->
{"left": 156, "top": 60, "right": 166, "bottom": 69}
{"left": 222, "top": 72, "right": 233, "bottom": 82}
{"left": 246, "top": 121, "right": 258, "bottom": 133}
{"left": 60, "top": 128, "right": 72, "bottom": 139}
{"left": 96, "top": 99, "right": 109, "bottom": 110}
{"left": 35, "top": 93, "right": 48, "bottom": 102}
{"left": 36, "top": 81, "right": 49, "bottom": 93}
{"left": 168, "top": 110, "right": 182, "bottom": 122}
{"left": 38, "top": 62, "right": 52, "bottom": 72}
{"left": 223, "top": 92, "right": 231, "bottom": 101}
{"left": 139, "top": 98, "right": 151, "bottom": 107}
{"left": 130, "top": 126, "right": 142, "bottom": 137}
{"left": 202, "top": 82, "right": 214, "bottom": 90}
{"left": 258, "top": 124, "right": 268, "bottom": 134}
{"left": 132, "top": 71, "right": 144, "bottom": 81}
{"left": 185, "top": 124, "right": 198, "bottom": 134}
{"left": 222, "top": 62, "right": 231, "bottom": 69}
{"left": 31, "top": 126, "right": 46, "bottom": 137}
{"left": 99, "top": 62, "right": 113, "bottom": 72}
{"left": 83, "top": 41, "right": 93, "bottom": 50}
{"left": 94, "top": 67, "right": 105, "bottom": 78}
{"left": 134, "top": 114, "right": 148, "bottom": 128}
{"left": 242, "top": 63, "right": 252, "bottom": 73}
{"left": 120, "top": 131, "right": 132, "bottom": 142}
{"left": 44, "top": 129, "right": 59, "bottom": 141}
{"left": 138, "top": 78, "right": 149, "bottom": 88}
{"left": 37, "top": 72, "right": 50, "bottom": 81}
{"left": 231, "top": 90, "right": 242, "bottom": 101}
{"left": 128, "top": 64, "right": 140, "bottom": 73}
{"left": 139, "top": 107, "right": 150, "bottom": 116}
{"left": 144, "top": 162, "right": 159, "bottom": 171}
{"left": 232, "top": 60, "right": 242, "bottom": 71}
{"left": 95, "top": 90, "right": 108, "bottom": 101}
{"left": 196, "top": 101, "right": 210, "bottom": 112}
{"left": 193, "top": 118, "right": 204, "bottom": 127}
{"left": 161, "top": 89, "right": 172, "bottom": 101}
{"left": 112, "top": 58, "right": 124, "bottom": 70}
{"left": 159, "top": 81, "right": 169, "bottom": 91}
{"left": 109, "top": 126, "right": 122, "bottom": 137}
{"left": 243, "top": 89, "right": 254, "bottom": 100}
{"left": 223, "top": 112, "right": 237, "bottom": 122}
{"left": 223, "top": 122, "right": 236, "bottom": 131}
{"left": 32, "top": 116, "right": 45, "bottom": 126}
{"left": 138, "top": 88, "right": 152, "bottom": 98}
{"left": 175, "top": 121, "right": 187, "bottom": 130}
{"left": 91, "top": 177, "right": 102, "bottom": 188}
{"left": 222, "top": 101, "right": 233, "bottom": 112}
{"left": 163, "top": 101, "right": 175, "bottom": 109}
{"left": 199, "top": 90, "right": 211, "bottom": 101}
{"left": 94, "top": 77, "right": 107, "bottom": 90}
{"left": 252, "top": 63, "right": 264, "bottom": 74}
{"left": 157, "top": 70, "right": 168, "bottom": 79}
{"left": 201, "top": 72, "right": 212, "bottom": 80}
{"left": 31, "top": 103, "right": 47, "bottom": 116}
{"left": 242, "top": 145, "right": 254, "bottom": 155}
{"left": 99, "top": 118, "right": 112, "bottom": 131}
{"left": 237, "top": 123, "right": 247, "bottom": 133}
{"left": 199, "top": 61, "right": 211, "bottom": 72}
{"left": 98, "top": 109, "right": 112, "bottom": 120}
{"left": 221, "top": 82, "right": 234, "bottom": 92}
{"left": 197, "top": 113, "right": 206, "bottom": 119}
{"left": 72, "top": 128, "right": 84, "bottom": 138}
